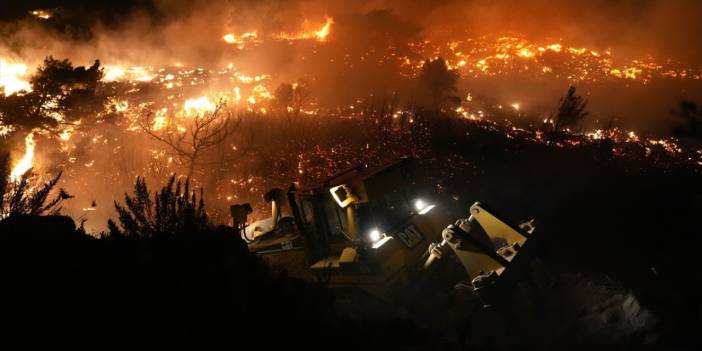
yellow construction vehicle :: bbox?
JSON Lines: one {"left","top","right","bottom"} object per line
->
{"left": 231, "top": 158, "right": 536, "bottom": 300}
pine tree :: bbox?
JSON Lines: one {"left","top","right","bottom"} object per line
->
{"left": 108, "top": 175, "right": 209, "bottom": 237}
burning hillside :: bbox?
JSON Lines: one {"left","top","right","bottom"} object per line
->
{"left": 0, "top": 0, "right": 701, "bottom": 231}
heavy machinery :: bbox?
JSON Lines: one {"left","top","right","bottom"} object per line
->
{"left": 231, "top": 158, "right": 537, "bottom": 300}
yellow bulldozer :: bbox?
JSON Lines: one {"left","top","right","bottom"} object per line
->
{"left": 231, "top": 158, "right": 537, "bottom": 301}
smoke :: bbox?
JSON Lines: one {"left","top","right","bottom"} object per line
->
{"left": 5, "top": 0, "right": 702, "bottom": 60}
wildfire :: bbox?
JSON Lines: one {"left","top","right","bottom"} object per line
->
{"left": 103, "top": 66, "right": 126, "bottom": 81}
{"left": 103, "top": 65, "right": 154, "bottom": 82}
{"left": 233, "top": 87, "right": 241, "bottom": 103}
{"left": 274, "top": 16, "right": 334, "bottom": 42}
{"left": 152, "top": 108, "right": 168, "bottom": 130}
{"left": 183, "top": 96, "right": 216, "bottom": 116}
{"left": 223, "top": 31, "right": 260, "bottom": 49}
{"left": 399, "top": 35, "right": 702, "bottom": 83}
{"left": 0, "top": 58, "right": 32, "bottom": 95}
{"left": 30, "top": 9, "right": 52, "bottom": 20}
{"left": 10, "top": 133, "right": 36, "bottom": 182}
{"left": 314, "top": 17, "right": 334, "bottom": 42}
{"left": 234, "top": 72, "right": 270, "bottom": 84}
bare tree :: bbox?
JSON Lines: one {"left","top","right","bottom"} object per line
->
{"left": 139, "top": 101, "right": 241, "bottom": 179}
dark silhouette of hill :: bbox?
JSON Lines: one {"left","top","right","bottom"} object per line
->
{"left": 0, "top": 215, "right": 432, "bottom": 350}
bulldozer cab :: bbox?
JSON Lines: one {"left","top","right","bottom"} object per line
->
{"left": 234, "top": 158, "right": 449, "bottom": 296}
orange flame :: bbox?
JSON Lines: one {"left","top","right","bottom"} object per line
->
{"left": 10, "top": 133, "right": 35, "bottom": 182}
{"left": 314, "top": 17, "right": 334, "bottom": 41}
{"left": 0, "top": 58, "right": 32, "bottom": 95}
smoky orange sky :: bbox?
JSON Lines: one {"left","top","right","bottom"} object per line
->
{"left": 3, "top": 0, "right": 702, "bottom": 64}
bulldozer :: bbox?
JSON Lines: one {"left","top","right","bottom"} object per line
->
{"left": 231, "top": 158, "right": 537, "bottom": 301}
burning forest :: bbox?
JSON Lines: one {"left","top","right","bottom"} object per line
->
{"left": 0, "top": 1, "right": 701, "bottom": 350}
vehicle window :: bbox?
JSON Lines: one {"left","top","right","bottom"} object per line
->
{"left": 323, "top": 198, "right": 348, "bottom": 236}
{"left": 300, "top": 197, "right": 315, "bottom": 224}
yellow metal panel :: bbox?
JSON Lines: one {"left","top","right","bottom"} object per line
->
{"left": 470, "top": 203, "right": 527, "bottom": 248}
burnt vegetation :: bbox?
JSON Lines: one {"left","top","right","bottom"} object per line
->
{"left": 550, "top": 85, "right": 589, "bottom": 135}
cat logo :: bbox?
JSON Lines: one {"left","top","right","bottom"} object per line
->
{"left": 395, "top": 223, "right": 425, "bottom": 248}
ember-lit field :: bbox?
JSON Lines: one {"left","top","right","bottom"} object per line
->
{"left": 2, "top": 2, "right": 701, "bottom": 232}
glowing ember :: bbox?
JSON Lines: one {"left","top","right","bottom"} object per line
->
{"left": 59, "top": 128, "right": 73, "bottom": 141}
{"left": 10, "top": 133, "right": 36, "bottom": 182}
{"left": 233, "top": 87, "right": 242, "bottom": 104}
{"left": 0, "top": 123, "right": 14, "bottom": 137}
{"left": 517, "top": 48, "right": 535, "bottom": 58}
{"left": 30, "top": 9, "right": 52, "bottom": 20}
{"left": 152, "top": 108, "right": 168, "bottom": 130}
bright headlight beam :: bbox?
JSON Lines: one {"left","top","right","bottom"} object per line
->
{"left": 418, "top": 204, "right": 436, "bottom": 215}
{"left": 368, "top": 229, "right": 381, "bottom": 242}
{"left": 414, "top": 198, "right": 435, "bottom": 214}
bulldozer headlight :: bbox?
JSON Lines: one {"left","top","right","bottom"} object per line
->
{"left": 368, "top": 228, "right": 393, "bottom": 249}
{"left": 368, "top": 228, "right": 381, "bottom": 243}
{"left": 414, "top": 199, "right": 436, "bottom": 215}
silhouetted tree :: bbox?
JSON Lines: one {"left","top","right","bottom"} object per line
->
{"left": 0, "top": 153, "right": 7, "bottom": 203}
{"left": 139, "top": 101, "right": 241, "bottom": 178}
{"left": 108, "top": 175, "right": 208, "bottom": 237}
{"left": 291, "top": 80, "right": 312, "bottom": 115}
{"left": 0, "top": 57, "right": 110, "bottom": 136}
{"left": 0, "top": 165, "right": 72, "bottom": 218}
{"left": 270, "top": 80, "right": 313, "bottom": 119}
{"left": 417, "top": 58, "right": 460, "bottom": 111}
{"left": 551, "top": 86, "right": 589, "bottom": 133}
{"left": 273, "top": 83, "right": 294, "bottom": 113}
{"left": 672, "top": 100, "right": 702, "bottom": 139}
